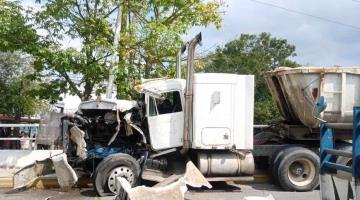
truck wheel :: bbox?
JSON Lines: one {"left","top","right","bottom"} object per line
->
{"left": 277, "top": 147, "right": 319, "bottom": 191}
{"left": 270, "top": 145, "right": 294, "bottom": 184}
{"left": 94, "top": 153, "right": 141, "bottom": 197}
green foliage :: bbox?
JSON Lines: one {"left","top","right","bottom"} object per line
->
{"left": 202, "top": 32, "right": 299, "bottom": 124}
{"left": 0, "top": 1, "right": 48, "bottom": 119}
{"left": 31, "top": 0, "right": 117, "bottom": 101}
{"left": 114, "top": 0, "right": 223, "bottom": 98}
{"left": 0, "top": 51, "right": 50, "bottom": 118}
{"left": 29, "top": 0, "right": 223, "bottom": 100}
{"left": 0, "top": 0, "right": 223, "bottom": 117}
{"left": 0, "top": 0, "right": 39, "bottom": 53}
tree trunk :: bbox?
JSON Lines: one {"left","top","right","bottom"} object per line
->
{"left": 14, "top": 80, "right": 23, "bottom": 123}
{"left": 83, "top": 81, "right": 93, "bottom": 101}
{"left": 144, "top": 57, "right": 151, "bottom": 78}
{"left": 14, "top": 107, "right": 21, "bottom": 123}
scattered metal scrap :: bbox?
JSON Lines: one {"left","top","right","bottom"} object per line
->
{"left": 12, "top": 153, "right": 77, "bottom": 192}
{"left": 115, "top": 161, "right": 212, "bottom": 200}
{"left": 242, "top": 194, "right": 275, "bottom": 200}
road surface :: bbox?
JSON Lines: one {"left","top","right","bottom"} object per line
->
{"left": 0, "top": 182, "right": 320, "bottom": 200}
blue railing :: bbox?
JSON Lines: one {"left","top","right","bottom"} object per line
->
{"left": 320, "top": 106, "right": 360, "bottom": 200}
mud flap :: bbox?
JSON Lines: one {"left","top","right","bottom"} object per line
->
{"left": 12, "top": 153, "right": 77, "bottom": 191}
{"left": 115, "top": 161, "right": 211, "bottom": 200}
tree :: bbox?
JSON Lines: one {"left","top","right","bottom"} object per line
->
{"left": 202, "top": 32, "right": 299, "bottom": 124}
{"left": 0, "top": 51, "right": 50, "bottom": 120}
{"left": 30, "top": 0, "right": 223, "bottom": 101}
{"left": 115, "top": 0, "right": 223, "bottom": 99}
{"left": 0, "top": 1, "right": 47, "bottom": 120}
{"left": 0, "top": 0, "right": 39, "bottom": 53}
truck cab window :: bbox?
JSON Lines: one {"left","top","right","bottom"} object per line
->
{"left": 158, "top": 91, "right": 183, "bottom": 114}
{"left": 149, "top": 91, "right": 182, "bottom": 116}
{"left": 149, "top": 96, "right": 158, "bottom": 116}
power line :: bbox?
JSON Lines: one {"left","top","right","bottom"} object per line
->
{"left": 249, "top": 0, "right": 360, "bottom": 31}
{"left": 196, "top": 43, "right": 220, "bottom": 57}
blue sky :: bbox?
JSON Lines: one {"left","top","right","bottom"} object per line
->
{"left": 184, "top": 0, "right": 360, "bottom": 66}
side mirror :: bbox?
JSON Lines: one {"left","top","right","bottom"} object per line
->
{"left": 316, "top": 96, "right": 327, "bottom": 114}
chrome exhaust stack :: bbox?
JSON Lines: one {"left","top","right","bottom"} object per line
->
{"left": 175, "top": 43, "right": 188, "bottom": 79}
{"left": 181, "top": 33, "right": 202, "bottom": 154}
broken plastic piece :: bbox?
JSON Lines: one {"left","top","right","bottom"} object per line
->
{"left": 12, "top": 153, "right": 78, "bottom": 192}
{"left": 242, "top": 194, "right": 275, "bottom": 200}
{"left": 115, "top": 161, "right": 211, "bottom": 200}
{"left": 13, "top": 158, "right": 54, "bottom": 190}
{"left": 69, "top": 126, "right": 87, "bottom": 159}
{"left": 51, "top": 153, "right": 78, "bottom": 190}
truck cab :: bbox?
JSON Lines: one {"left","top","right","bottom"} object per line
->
{"left": 140, "top": 73, "right": 254, "bottom": 152}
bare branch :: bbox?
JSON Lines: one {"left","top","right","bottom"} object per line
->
{"left": 62, "top": 72, "right": 83, "bottom": 99}
{"left": 74, "top": 0, "right": 85, "bottom": 20}
{"left": 104, "top": 6, "right": 118, "bottom": 18}
{"left": 132, "top": 10, "right": 149, "bottom": 24}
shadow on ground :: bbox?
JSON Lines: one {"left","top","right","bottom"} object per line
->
{"left": 189, "top": 182, "right": 241, "bottom": 192}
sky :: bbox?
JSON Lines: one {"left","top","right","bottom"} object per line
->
{"left": 184, "top": 0, "right": 360, "bottom": 66}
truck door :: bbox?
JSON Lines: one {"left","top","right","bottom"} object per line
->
{"left": 147, "top": 91, "right": 184, "bottom": 150}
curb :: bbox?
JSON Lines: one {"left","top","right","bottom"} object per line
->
{"left": 0, "top": 176, "right": 93, "bottom": 189}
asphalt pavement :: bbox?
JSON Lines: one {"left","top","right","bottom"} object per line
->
{"left": 0, "top": 182, "right": 320, "bottom": 200}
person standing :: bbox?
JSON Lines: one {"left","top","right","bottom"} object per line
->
{"left": 20, "top": 131, "right": 30, "bottom": 150}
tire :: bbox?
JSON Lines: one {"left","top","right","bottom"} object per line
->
{"left": 94, "top": 153, "right": 141, "bottom": 197}
{"left": 276, "top": 146, "right": 319, "bottom": 191}
{"left": 270, "top": 145, "right": 295, "bottom": 184}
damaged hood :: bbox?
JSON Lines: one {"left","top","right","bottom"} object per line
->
{"left": 116, "top": 100, "right": 139, "bottom": 112}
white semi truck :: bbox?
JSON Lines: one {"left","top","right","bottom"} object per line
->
{"left": 32, "top": 33, "right": 360, "bottom": 197}
{"left": 55, "top": 33, "right": 255, "bottom": 197}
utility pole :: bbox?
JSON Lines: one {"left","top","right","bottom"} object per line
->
{"left": 106, "top": 2, "right": 122, "bottom": 99}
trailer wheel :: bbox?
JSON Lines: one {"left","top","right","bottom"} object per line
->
{"left": 94, "top": 153, "right": 141, "bottom": 197}
{"left": 277, "top": 147, "right": 319, "bottom": 191}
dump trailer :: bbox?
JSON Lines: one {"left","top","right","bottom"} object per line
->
{"left": 255, "top": 66, "right": 360, "bottom": 191}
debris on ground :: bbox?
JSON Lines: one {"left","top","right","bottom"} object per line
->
{"left": 115, "top": 161, "right": 212, "bottom": 200}
{"left": 242, "top": 194, "right": 275, "bottom": 200}
{"left": 12, "top": 153, "right": 77, "bottom": 191}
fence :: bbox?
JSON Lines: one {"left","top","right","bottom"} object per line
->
{"left": 0, "top": 124, "right": 39, "bottom": 150}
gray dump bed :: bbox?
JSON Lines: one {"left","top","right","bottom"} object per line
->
{"left": 265, "top": 66, "right": 360, "bottom": 129}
